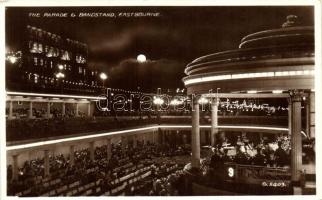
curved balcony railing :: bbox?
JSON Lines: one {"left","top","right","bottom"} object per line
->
{"left": 6, "top": 115, "right": 289, "bottom": 143}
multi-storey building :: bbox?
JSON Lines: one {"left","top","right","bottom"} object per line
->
{"left": 6, "top": 25, "right": 103, "bottom": 95}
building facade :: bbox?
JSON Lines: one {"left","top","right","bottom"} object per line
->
{"left": 6, "top": 25, "right": 103, "bottom": 95}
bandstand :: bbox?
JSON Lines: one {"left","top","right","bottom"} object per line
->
{"left": 183, "top": 16, "right": 315, "bottom": 191}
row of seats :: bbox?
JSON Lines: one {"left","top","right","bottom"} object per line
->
{"left": 8, "top": 143, "right": 189, "bottom": 196}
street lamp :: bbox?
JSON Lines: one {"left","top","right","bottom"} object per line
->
{"left": 55, "top": 72, "right": 65, "bottom": 93}
{"left": 58, "top": 64, "right": 64, "bottom": 70}
{"left": 100, "top": 72, "right": 108, "bottom": 87}
{"left": 153, "top": 96, "right": 164, "bottom": 122}
{"left": 8, "top": 56, "right": 17, "bottom": 64}
{"left": 55, "top": 72, "right": 65, "bottom": 78}
{"left": 198, "top": 97, "right": 209, "bottom": 104}
{"left": 153, "top": 96, "right": 164, "bottom": 105}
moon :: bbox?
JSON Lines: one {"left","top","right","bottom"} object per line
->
{"left": 137, "top": 54, "right": 147, "bottom": 63}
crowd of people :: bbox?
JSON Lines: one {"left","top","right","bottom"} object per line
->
{"left": 6, "top": 116, "right": 159, "bottom": 141}
{"left": 208, "top": 134, "right": 292, "bottom": 169}
{"left": 7, "top": 142, "right": 190, "bottom": 196}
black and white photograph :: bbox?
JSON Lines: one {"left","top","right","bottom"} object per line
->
{"left": 1, "top": 2, "right": 320, "bottom": 198}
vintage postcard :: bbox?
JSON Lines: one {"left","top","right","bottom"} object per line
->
{"left": 0, "top": 0, "right": 320, "bottom": 199}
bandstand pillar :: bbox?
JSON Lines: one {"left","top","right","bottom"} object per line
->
{"left": 46, "top": 102, "right": 51, "bottom": 118}
{"left": 28, "top": 101, "right": 33, "bottom": 119}
{"left": 309, "top": 92, "right": 315, "bottom": 139}
{"left": 288, "top": 99, "right": 292, "bottom": 137}
{"left": 87, "top": 102, "right": 91, "bottom": 117}
{"left": 211, "top": 98, "right": 219, "bottom": 146}
{"left": 8, "top": 101, "right": 13, "bottom": 119}
{"left": 157, "top": 128, "right": 162, "bottom": 144}
{"left": 133, "top": 135, "right": 138, "bottom": 148}
{"left": 75, "top": 103, "right": 79, "bottom": 117}
{"left": 62, "top": 102, "right": 66, "bottom": 116}
{"left": 69, "top": 145, "right": 75, "bottom": 165}
{"left": 289, "top": 91, "right": 303, "bottom": 185}
{"left": 152, "top": 131, "right": 156, "bottom": 144}
{"left": 12, "top": 154, "right": 19, "bottom": 181}
{"left": 89, "top": 141, "right": 95, "bottom": 161}
{"left": 106, "top": 138, "right": 112, "bottom": 160}
{"left": 191, "top": 99, "right": 200, "bottom": 169}
{"left": 122, "top": 136, "right": 127, "bottom": 151}
{"left": 143, "top": 133, "right": 146, "bottom": 145}
{"left": 162, "top": 130, "right": 166, "bottom": 144}
{"left": 44, "top": 150, "right": 50, "bottom": 177}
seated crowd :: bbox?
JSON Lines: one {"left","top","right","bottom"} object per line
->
{"left": 7, "top": 142, "right": 190, "bottom": 196}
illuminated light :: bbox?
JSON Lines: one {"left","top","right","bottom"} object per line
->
{"left": 137, "top": 54, "right": 147, "bottom": 63}
{"left": 58, "top": 64, "right": 64, "bottom": 70}
{"left": 232, "top": 72, "right": 274, "bottom": 79}
{"left": 203, "top": 75, "right": 231, "bottom": 82}
{"left": 9, "top": 56, "right": 17, "bottom": 64}
{"left": 55, "top": 72, "right": 65, "bottom": 78}
{"left": 170, "top": 99, "right": 183, "bottom": 106}
{"left": 6, "top": 91, "right": 106, "bottom": 100}
{"left": 198, "top": 97, "right": 209, "bottom": 104}
{"left": 247, "top": 90, "right": 257, "bottom": 94}
{"left": 153, "top": 97, "right": 164, "bottom": 105}
{"left": 100, "top": 72, "right": 108, "bottom": 80}
{"left": 272, "top": 90, "right": 283, "bottom": 94}
{"left": 184, "top": 70, "right": 314, "bottom": 85}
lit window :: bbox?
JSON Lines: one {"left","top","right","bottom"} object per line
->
{"left": 34, "top": 57, "right": 38, "bottom": 66}
{"left": 46, "top": 47, "right": 54, "bottom": 57}
{"left": 76, "top": 54, "right": 86, "bottom": 64}
{"left": 61, "top": 51, "right": 70, "bottom": 60}
{"left": 38, "top": 43, "right": 43, "bottom": 53}
{"left": 30, "top": 42, "right": 38, "bottom": 53}
{"left": 29, "top": 41, "right": 33, "bottom": 49}
{"left": 38, "top": 29, "right": 43, "bottom": 38}
{"left": 34, "top": 74, "right": 39, "bottom": 83}
{"left": 55, "top": 48, "right": 60, "bottom": 57}
{"left": 79, "top": 67, "right": 82, "bottom": 74}
{"left": 39, "top": 59, "right": 44, "bottom": 66}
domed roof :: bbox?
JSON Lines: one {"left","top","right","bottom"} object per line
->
{"left": 239, "top": 15, "right": 314, "bottom": 49}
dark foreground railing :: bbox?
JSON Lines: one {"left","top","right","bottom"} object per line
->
{"left": 184, "top": 162, "right": 293, "bottom": 195}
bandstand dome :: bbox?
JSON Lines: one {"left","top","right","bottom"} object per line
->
{"left": 183, "top": 15, "right": 314, "bottom": 95}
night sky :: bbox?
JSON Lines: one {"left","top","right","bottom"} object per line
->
{"left": 6, "top": 6, "right": 314, "bottom": 92}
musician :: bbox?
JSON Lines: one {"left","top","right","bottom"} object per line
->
{"left": 252, "top": 148, "right": 266, "bottom": 166}
{"left": 274, "top": 141, "right": 288, "bottom": 167}
{"left": 234, "top": 145, "right": 249, "bottom": 164}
